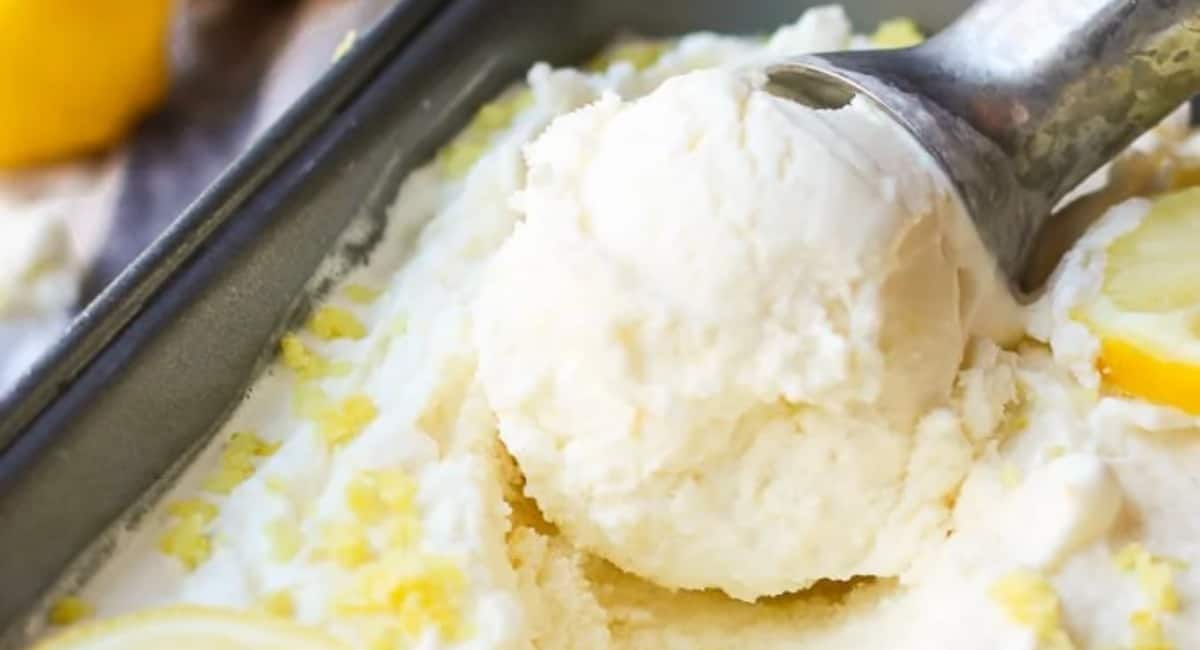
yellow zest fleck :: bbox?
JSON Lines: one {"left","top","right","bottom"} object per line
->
{"left": 320, "top": 522, "right": 373, "bottom": 569}
{"left": 159, "top": 511, "right": 212, "bottom": 570}
{"left": 318, "top": 394, "right": 378, "bottom": 447}
{"left": 368, "top": 627, "right": 402, "bottom": 650}
{"left": 391, "top": 315, "right": 408, "bottom": 337}
{"left": 47, "top": 596, "right": 92, "bottom": 626}
{"left": 308, "top": 306, "right": 366, "bottom": 341}
{"left": 334, "top": 551, "right": 468, "bottom": 642}
{"left": 378, "top": 470, "right": 418, "bottom": 511}
{"left": 871, "top": 17, "right": 925, "bottom": 49}
{"left": 333, "top": 29, "right": 357, "bottom": 62}
{"left": 345, "top": 284, "right": 383, "bottom": 305}
{"left": 1115, "top": 543, "right": 1181, "bottom": 612}
{"left": 329, "top": 361, "right": 354, "bottom": 377}
{"left": 294, "top": 382, "right": 332, "bottom": 421}
{"left": 1000, "top": 464, "right": 1023, "bottom": 489}
{"left": 203, "top": 432, "right": 280, "bottom": 495}
{"left": 166, "top": 499, "right": 219, "bottom": 525}
{"left": 386, "top": 516, "right": 422, "bottom": 550}
{"left": 989, "top": 569, "right": 1076, "bottom": 650}
{"left": 437, "top": 140, "right": 487, "bottom": 179}
{"left": 281, "top": 334, "right": 329, "bottom": 379}
{"left": 346, "top": 473, "right": 386, "bottom": 524}
{"left": 437, "top": 88, "right": 534, "bottom": 178}
{"left": 1129, "top": 610, "right": 1173, "bottom": 650}
{"left": 259, "top": 590, "right": 296, "bottom": 619}
{"left": 264, "top": 475, "right": 287, "bottom": 494}
{"left": 586, "top": 40, "right": 667, "bottom": 71}
{"left": 267, "top": 517, "right": 303, "bottom": 562}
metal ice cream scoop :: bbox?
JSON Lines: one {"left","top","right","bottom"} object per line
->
{"left": 767, "top": 0, "right": 1200, "bottom": 291}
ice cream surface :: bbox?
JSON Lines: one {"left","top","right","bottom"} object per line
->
{"left": 27, "top": 6, "right": 1200, "bottom": 650}
{"left": 474, "top": 65, "right": 1019, "bottom": 598}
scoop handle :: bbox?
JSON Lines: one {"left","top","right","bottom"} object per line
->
{"left": 922, "top": 0, "right": 1200, "bottom": 206}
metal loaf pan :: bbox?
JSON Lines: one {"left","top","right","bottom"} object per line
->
{"left": 0, "top": 0, "right": 972, "bottom": 643}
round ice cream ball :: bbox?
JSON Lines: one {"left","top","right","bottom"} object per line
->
{"left": 474, "top": 67, "right": 1020, "bottom": 600}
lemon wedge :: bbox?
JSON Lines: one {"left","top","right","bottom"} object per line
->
{"left": 1077, "top": 187, "right": 1200, "bottom": 414}
{"left": 32, "top": 606, "right": 347, "bottom": 650}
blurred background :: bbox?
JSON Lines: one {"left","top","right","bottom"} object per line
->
{"left": 0, "top": 0, "right": 395, "bottom": 394}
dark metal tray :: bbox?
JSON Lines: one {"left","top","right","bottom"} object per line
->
{"left": 0, "top": 0, "right": 972, "bottom": 642}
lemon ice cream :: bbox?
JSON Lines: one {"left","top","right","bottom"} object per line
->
{"left": 23, "top": 6, "right": 1200, "bottom": 650}
{"left": 474, "top": 66, "right": 1019, "bottom": 599}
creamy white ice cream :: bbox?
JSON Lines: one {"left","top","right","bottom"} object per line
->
{"left": 474, "top": 66, "right": 1020, "bottom": 599}
{"left": 36, "top": 8, "right": 1200, "bottom": 650}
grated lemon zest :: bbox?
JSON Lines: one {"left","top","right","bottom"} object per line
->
{"left": 159, "top": 512, "right": 212, "bottom": 570}
{"left": 1000, "top": 464, "right": 1023, "bottom": 489}
{"left": 264, "top": 475, "right": 288, "bottom": 494}
{"left": 367, "top": 627, "right": 402, "bottom": 650}
{"left": 259, "top": 590, "right": 296, "bottom": 619}
{"left": 386, "top": 516, "right": 422, "bottom": 550}
{"left": 294, "top": 382, "right": 332, "bottom": 421}
{"left": 318, "top": 394, "right": 378, "bottom": 447}
{"left": 267, "top": 517, "right": 304, "bottom": 562}
{"left": 346, "top": 473, "right": 386, "bottom": 524}
{"left": 1115, "top": 543, "right": 1182, "bottom": 613}
{"left": 308, "top": 306, "right": 366, "bottom": 341}
{"left": 166, "top": 499, "right": 218, "bottom": 524}
{"left": 391, "top": 315, "right": 409, "bottom": 337}
{"left": 281, "top": 334, "right": 329, "bottom": 379}
{"left": 1129, "top": 610, "right": 1173, "bottom": 650}
{"left": 436, "top": 89, "right": 535, "bottom": 178}
{"left": 345, "top": 284, "right": 382, "bottom": 305}
{"left": 871, "top": 18, "right": 925, "bottom": 48}
{"left": 989, "top": 569, "right": 1076, "bottom": 650}
{"left": 320, "top": 522, "right": 373, "bottom": 569}
{"left": 334, "top": 550, "right": 468, "bottom": 642}
{"left": 586, "top": 40, "right": 667, "bottom": 72}
{"left": 47, "top": 596, "right": 92, "bottom": 626}
{"left": 202, "top": 432, "right": 279, "bottom": 495}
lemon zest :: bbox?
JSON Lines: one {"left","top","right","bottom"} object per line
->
{"left": 259, "top": 590, "right": 296, "bottom": 619}
{"left": 318, "top": 394, "right": 378, "bottom": 447}
{"left": 1129, "top": 610, "right": 1173, "bottom": 650}
{"left": 871, "top": 18, "right": 925, "bottom": 48}
{"left": 1115, "top": 543, "right": 1181, "bottom": 613}
{"left": 334, "top": 551, "right": 468, "bottom": 642}
{"left": 47, "top": 597, "right": 92, "bottom": 626}
{"left": 308, "top": 307, "right": 366, "bottom": 341}
{"left": 989, "top": 570, "right": 1076, "bottom": 650}
{"left": 202, "top": 432, "right": 280, "bottom": 495}
{"left": 267, "top": 518, "right": 304, "bottom": 563}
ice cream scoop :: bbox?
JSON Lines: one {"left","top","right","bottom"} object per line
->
{"left": 475, "top": 68, "right": 1022, "bottom": 600}
{"left": 768, "top": 0, "right": 1200, "bottom": 292}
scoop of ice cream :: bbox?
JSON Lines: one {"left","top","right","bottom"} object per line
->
{"left": 474, "top": 67, "right": 1020, "bottom": 600}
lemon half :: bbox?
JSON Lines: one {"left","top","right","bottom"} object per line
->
{"left": 1079, "top": 187, "right": 1200, "bottom": 414}
{"left": 33, "top": 606, "right": 347, "bottom": 650}
{"left": 0, "top": 1, "right": 171, "bottom": 168}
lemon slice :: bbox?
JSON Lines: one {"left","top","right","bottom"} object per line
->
{"left": 32, "top": 606, "right": 347, "bottom": 650}
{"left": 1078, "top": 187, "right": 1200, "bottom": 415}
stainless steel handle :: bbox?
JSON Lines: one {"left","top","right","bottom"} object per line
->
{"left": 921, "top": 0, "right": 1200, "bottom": 207}
{"left": 768, "top": 0, "right": 1200, "bottom": 287}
